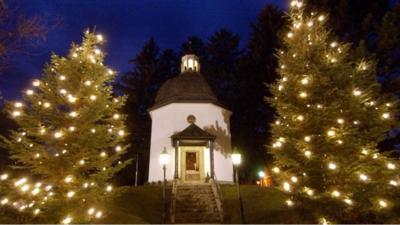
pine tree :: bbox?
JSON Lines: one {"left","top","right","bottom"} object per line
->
{"left": 269, "top": 2, "right": 399, "bottom": 223}
{"left": 0, "top": 31, "right": 130, "bottom": 223}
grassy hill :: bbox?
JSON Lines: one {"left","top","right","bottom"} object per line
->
{"left": 102, "top": 184, "right": 305, "bottom": 224}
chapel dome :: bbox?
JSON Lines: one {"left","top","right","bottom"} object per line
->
{"left": 150, "top": 54, "right": 220, "bottom": 110}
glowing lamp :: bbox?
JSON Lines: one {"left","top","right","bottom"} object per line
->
{"left": 159, "top": 147, "right": 170, "bottom": 166}
{"left": 231, "top": 153, "right": 242, "bottom": 166}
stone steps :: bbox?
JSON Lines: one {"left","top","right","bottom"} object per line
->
{"left": 172, "top": 184, "right": 221, "bottom": 224}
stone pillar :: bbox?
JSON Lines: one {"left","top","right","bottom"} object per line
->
{"left": 174, "top": 140, "right": 179, "bottom": 179}
{"left": 209, "top": 140, "right": 215, "bottom": 178}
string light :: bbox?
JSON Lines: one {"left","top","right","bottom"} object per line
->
{"left": 95, "top": 211, "right": 103, "bottom": 218}
{"left": 59, "top": 75, "right": 66, "bottom": 81}
{"left": 359, "top": 173, "right": 368, "bottom": 181}
{"left": 344, "top": 198, "right": 353, "bottom": 205}
{"left": 286, "top": 199, "right": 294, "bottom": 206}
{"left": 301, "top": 77, "right": 309, "bottom": 85}
{"left": 64, "top": 175, "right": 73, "bottom": 183}
{"left": 272, "top": 167, "right": 280, "bottom": 173}
{"left": 66, "top": 191, "right": 75, "bottom": 198}
{"left": 118, "top": 130, "right": 125, "bottom": 136}
{"left": 299, "top": 92, "right": 308, "bottom": 98}
{"left": 1, "top": 198, "right": 8, "bottom": 205}
{"left": 382, "top": 113, "right": 390, "bottom": 119}
{"left": 327, "top": 130, "right": 336, "bottom": 137}
{"left": 331, "top": 190, "right": 341, "bottom": 197}
{"left": 387, "top": 163, "right": 396, "bottom": 170}
{"left": 60, "top": 89, "right": 67, "bottom": 95}
{"left": 67, "top": 95, "right": 77, "bottom": 103}
{"left": 72, "top": 53, "right": 78, "bottom": 58}
{"left": 307, "top": 21, "right": 314, "bottom": 27}
{"left": 318, "top": 15, "right": 325, "bottom": 21}
{"left": 115, "top": 146, "right": 122, "bottom": 152}
{"left": 32, "top": 80, "right": 41, "bottom": 87}
{"left": 113, "top": 114, "right": 120, "bottom": 119}
{"left": 69, "top": 111, "right": 78, "bottom": 117}
{"left": 100, "top": 152, "right": 107, "bottom": 157}
{"left": 88, "top": 208, "right": 95, "bottom": 215}
{"left": 68, "top": 126, "right": 76, "bottom": 132}
{"left": 287, "top": 32, "right": 294, "bottom": 38}
{"left": 0, "top": 173, "right": 8, "bottom": 180}
{"left": 12, "top": 111, "right": 21, "bottom": 117}
{"left": 107, "top": 69, "right": 114, "bottom": 75}
{"left": 304, "top": 136, "right": 311, "bottom": 142}
{"left": 44, "top": 102, "right": 51, "bottom": 108}
{"left": 61, "top": 216, "right": 73, "bottom": 224}
{"left": 337, "top": 118, "right": 344, "bottom": 124}
{"left": 291, "top": 176, "right": 298, "bottom": 183}
{"left": 15, "top": 177, "right": 27, "bottom": 186}
{"left": 389, "top": 180, "right": 398, "bottom": 186}
{"left": 304, "top": 150, "right": 312, "bottom": 158}
{"left": 91, "top": 128, "right": 96, "bottom": 133}
{"left": 330, "top": 42, "right": 338, "bottom": 48}
{"left": 296, "top": 115, "right": 304, "bottom": 121}
{"left": 328, "top": 162, "right": 337, "bottom": 170}
{"left": 283, "top": 182, "right": 291, "bottom": 192}
{"left": 106, "top": 185, "right": 113, "bottom": 192}
{"left": 14, "top": 102, "right": 23, "bottom": 108}
{"left": 353, "top": 89, "right": 362, "bottom": 96}
{"left": 379, "top": 200, "right": 388, "bottom": 208}
{"left": 84, "top": 80, "right": 92, "bottom": 86}
{"left": 26, "top": 89, "right": 34, "bottom": 95}
{"left": 90, "top": 95, "right": 97, "bottom": 101}
{"left": 96, "top": 34, "right": 103, "bottom": 42}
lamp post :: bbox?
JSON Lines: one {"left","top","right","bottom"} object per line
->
{"left": 159, "top": 147, "right": 170, "bottom": 224}
{"left": 258, "top": 171, "right": 265, "bottom": 187}
{"left": 232, "top": 153, "right": 244, "bottom": 224}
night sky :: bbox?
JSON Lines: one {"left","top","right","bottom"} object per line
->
{"left": 1, "top": 0, "right": 285, "bottom": 100}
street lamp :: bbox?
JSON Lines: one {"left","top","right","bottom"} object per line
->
{"left": 258, "top": 171, "right": 265, "bottom": 186}
{"left": 159, "top": 147, "right": 170, "bottom": 224}
{"left": 232, "top": 153, "right": 244, "bottom": 224}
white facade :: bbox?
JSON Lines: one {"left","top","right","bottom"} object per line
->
{"left": 148, "top": 102, "right": 234, "bottom": 183}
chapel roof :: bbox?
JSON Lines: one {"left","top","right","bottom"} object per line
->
{"left": 171, "top": 123, "right": 216, "bottom": 140}
{"left": 149, "top": 54, "right": 222, "bottom": 111}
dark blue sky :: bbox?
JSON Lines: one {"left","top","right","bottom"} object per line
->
{"left": 1, "top": 0, "right": 285, "bottom": 100}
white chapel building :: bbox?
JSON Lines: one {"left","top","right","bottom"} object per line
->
{"left": 148, "top": 54, "right": 234, "bottom": 183}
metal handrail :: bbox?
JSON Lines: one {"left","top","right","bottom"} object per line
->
{"left": 211, "top": 174, "right": 224, "bottom": 223}
{"left": 169, "top": 179, "right": 178, "bottom": 223}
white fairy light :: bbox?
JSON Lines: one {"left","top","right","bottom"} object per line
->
{"left": 72, "top": 52, "right": 78, "bottom": 58}
{"left": 304, "top": 136, "right": 311, "bottom": 142}
{"left": 106, "top": 185, "right": 112, "bottom": 192}
{"left": 286, "top": 199, "right": 294, "bottom": 206}
{"left": 68, "top": 126, "right": 76, "bottom": 132}
{"left": 290, "top": 176, "right": 298, "bottom": 183}
{"left": 297, "top": 115, "right": 304, "bottom": 121}
{"left": 31, "top": 188, "right": 40, "bottom": 195}
{"left": 94, "top": 48, "right": 101, "bottom": 55}
{"left": 15, "top": 177, "right": 27, "bottom": 186}
{"left": 107, "top": 69, "right": 114, "bottom": 75}
{"left": 69, "top": 111, "right": 78, "bottom": 117}
{"left": 318, "top": 15, "right": 325, "bottom": 21}
{"left": 115, "top": 146, "right": 122, "bottom": 152}
{"left": 60, "top": 89, "right": 67, "bottom": 95}
{"left": 59, "top": 75, "right": 66, "bottom": 81}
{"left": 26, "top": 89, "right": 34, "bottom": 95}
{"left": 328, "top": 162, "right": 337, "bottom": 170}
{"left": 113, "top": 114, "right": 120, "bottom": 119}
{"left": 12, "top": 111, "right": 21, "bottom": 117}
{"left": 387, "top": 162, "right": 396, "bottom": 170}
{"left": 304, "top": 150, "right": 312, "bottom": 158}
{"left": 100, "top": 152, "right": 107, "bottom": 157}
{"left": 331, "top": 190, "right": 341, "bottom": 197}
{"left": 32, "top": 80, "right": 41, "bottom": 87}
{"left": 84, "top": 80, "right": 92, "bottom": 86}
{"left": 64, "top": 175, "right": 73, "bottom": 183}
{"left": 0, "top": 173, "right": 8, "bottom": 180}
{"left": 283, "top": 182, "right": 291, "bottom": 192}
{"left": 299, "top": 92, "right": 307, "bottom": 98}
{"left": 1, "top": 198, "right": 8, "bottom": 205}
{"left": 95, "top": 211, "right": 103, "bottom": 218}
{"left": 91, "top": 128, "right": 96, "bottom": 133}
{"left": 307, "top": 21, "right": 314, "bottom": 27}
{"left": 278, "top": 85, "right": 284, "bottom": 91}
{"left": 45, "top": 185, "right": 52, "bottom": 191}
{"left": 79, "top": 159, "right": 85, "bottom": 165}
{"left": 21, "top": 184, "right": 30, "bottom": 192}
{"left": 96, "top": 34, "right": 103, "bottom": 42}
{"left": 353, "top": 89, "right": 362, "bottom": 96}
{"left": 359, "top": 173, "right": 368, "bottom": 181}
{"left": 67, "top": 191, "right": 75, "bottom": 198}
{"left": 118, "top": 130, "right": 125, "bottom": 136}
{"left": 337, "top": 118, "right": 344, "bottom": 124}
{"left": 14, "top": 102, "right": 23, "bottom": 108}
{"left": 344, "top": 198, "right": 353, "bottom": 205}
{"left": 379, "top": 200, "right": 387, "bottom": 208}
{"left": 287, "top": 32, "right": 294, "bottom": 38}
{"left": 61, "top": 216, "right": 73, "bottom": 224}
{"left": 88, "top": 208, "right": 95, "bottom": 215}
{"left": 389, "top": 180, "right": 398, "bottom": 186}
{"left": 327, "top": 130, "right": 336, "bottom": 137}
{"left": 90, "top": 95, "right": 97, "bottom": 101}
{"left": 382, "top": 113, "right": 390, "bottom": 119}
{"left": 301, "top": 77, "right": 309, "bottom": 85}
{"left": 67, "top": 95, "right": 77, "bottom": 103}
{"left": 330, "top": 42, "right": 338, "bottom": 48}
{"left": 272, "top": 167, "right": 280, "bottom": 173}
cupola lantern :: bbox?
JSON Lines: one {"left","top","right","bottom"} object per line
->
{"left": 181, "top": 54, "right": 200, "bottom": 73}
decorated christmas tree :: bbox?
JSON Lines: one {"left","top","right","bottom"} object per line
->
{"left": 0, "top": 31, "right": 130, "bottom": 223}
{"left": 269, "top": 1, "right": 399, "bottom": 223}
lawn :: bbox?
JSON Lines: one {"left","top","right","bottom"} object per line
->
{"left": 101, "top": 184, "right": 305, "bottom": 224}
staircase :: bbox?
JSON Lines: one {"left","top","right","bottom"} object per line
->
{"left": 171, "top": 183, "right": 223, "bottom": 224}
